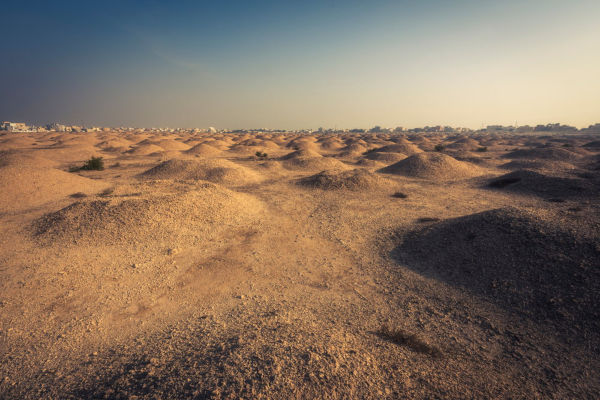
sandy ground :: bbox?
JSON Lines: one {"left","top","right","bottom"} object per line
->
{"left": 0, "top": 130, "right": 599, "bottom": 399}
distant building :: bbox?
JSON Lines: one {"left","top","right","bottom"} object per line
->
{"left": 45, "top": 123, "right": 67, "bottom": 132}
{"left": 486, "top": 125, "right": 513, "bottom": 132}
{"left": 1, "top": 122, "right": 30, "bottom": 132}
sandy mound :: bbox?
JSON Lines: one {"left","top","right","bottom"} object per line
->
{"left": 487, "top": 170, "right": 597, "bottom": 198}
{"left": 374, "top": 143, "right": 423, "bottom": 156}
{"left": 354, "top": 159, "right": 387, "bottom": 169}
{"left": 341, "top": 143, "right": 368, "bottom": 153}
{"left": 204, "top": 139, "right": 233, "bottom": 150}
{"left": 96, "top": 139, "right": 133, "bottom": 150}
{"left": 582, "top": 140, "right": 600, "bottom": 148}
{"left": 33, "top": 180, "right": 264, "bottom": 246}
{"left": 0, "top": 166, "right": 109, "bottom": 213}
{"left": 280, "top": 156, "right": 351, "bottom": 172}
{"left": 127, "top": 144, "right": 165, "bottom": 156}
{"left": 0, "top": 150, "right": 59, "bottom": 169}
{"left": 227, "top": 144, "right": 268, "bottom": 155}
{"left": 499, "top": 160, "right": 577, "bottom": 171}
{"left": 0, "top": 136, "right": 38, "bottom": 150}
{"left": 446, "top": 138, "right": 480, "bottom": 151}
{"left": 379, "top": 152, "right": 484, "bottom": 181}
{"left": 393, "top": 207, "right": 600, "bottom": 333}
{"left": 149, "top": 150, "right": 186, "bottom": 159}
{"left": 364, "top": 152, "right": 408, "bottom": 164}
{"left": 502, "top": 148, "right": 583, "bottom": 161}
{"left": 407, "top": 136, "right": 436, "bottom": 151}
{"left": 286, "top": 140, "right": 320, "bottom": 151}
{"left": 280, "top": 149, "right": 322, "bottom": 160}
{"left": 318, "top": 139, "right": 345, "bottom": 151}
{"left": 33, "top": 143, "right": 105, "bottom": 164}
{"left": 139, "top": 158, "right": 262, "bottom": 185}
{"left": 185, "top": 143, "right": 223, "bottom": 156}
{"left": 151, "top": 139, "right": 190, "bottom": 151}
{"left": 297, "top": 169, "right": 395, "bottom": 191}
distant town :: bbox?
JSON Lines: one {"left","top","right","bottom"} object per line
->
{"left": 1, "top": 121, "right": 600, "bottom": 135}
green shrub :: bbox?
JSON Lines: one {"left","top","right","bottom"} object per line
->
{"left": 434, "top": 144, "right": 445, "bottom": 152}
{"left": 69, "top": 156, "right": 105, "bottom": 172}
{"left": 476, "top": 146, "right": 488, "bottom": 152}
{"left": 392, "top": 192, "right": 408, "bottom": 199}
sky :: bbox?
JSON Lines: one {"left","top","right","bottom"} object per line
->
{"left": 1, "top": 0, "right": 599, "bottom": 130}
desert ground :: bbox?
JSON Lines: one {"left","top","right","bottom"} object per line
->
{"left": 0, "top": 129, "right": 599, "bottom": 399}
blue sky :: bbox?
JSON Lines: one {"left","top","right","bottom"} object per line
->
{"left": 1, "top": 0, "right": 599, "bottom": 129}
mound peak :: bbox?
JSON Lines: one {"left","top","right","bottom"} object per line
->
{"left": 379, "top": 152, "right": 484, "bottom": 181}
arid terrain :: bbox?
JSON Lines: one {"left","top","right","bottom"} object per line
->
{"left": 0, "top": 130, "right": 599, "bottom": 399}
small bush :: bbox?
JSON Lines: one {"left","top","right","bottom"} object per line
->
{"left": 82, "top": 156, "right": 104, "bottom": 170}
{"left": 254, "top": 151, "right": 268, "bottom": 159}
{"left": 476, "top": 146, "right": 488, "bottom": 152}
{"left": 392, "top": 192, "right": 408, "bottom": 199}
{"left": 378, "top": 324, "right": 442, "bottom": 357}
{"left": 69, "top": 192, "right": 88, "bottom": 199}
{"left": 72, "top": 156, "right": 105, "bottom": 172}
{"left": 434, "top": 144, "right": 445, "bottom": 152}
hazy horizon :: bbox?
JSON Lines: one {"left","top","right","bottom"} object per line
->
{"left": 2, "top": 0, "right": 599, "bottom": 130}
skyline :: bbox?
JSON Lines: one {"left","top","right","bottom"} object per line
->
{"left": 2, "top": 0, "right": 600, "bottom": 130}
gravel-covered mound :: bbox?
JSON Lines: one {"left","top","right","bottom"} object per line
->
{"left": 33, "top": 180, "right": 264, "bottom": 246}
{"left": 297, "top": 169, "right": 395, "bottom": 191}
{"left": 139, "top": 158, "right": 262, "bottom": 185}
{"left": 379, "top": 152, "right": 484, "bottom": 181}
{"left": 487, "top": 169, "right": 598, "bottom": 198}
{"left": 393, "top": 207, "right": 600, "bottom": 334}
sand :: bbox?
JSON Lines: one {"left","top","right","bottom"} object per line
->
{"left": 0, "top": 130, "right": 599, "bottom": 399}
